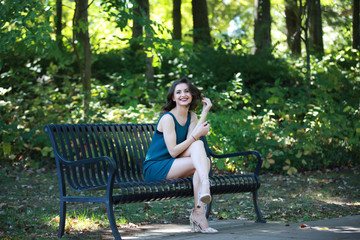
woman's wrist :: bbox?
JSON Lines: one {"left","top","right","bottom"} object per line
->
{"left": 191, "top": 135, "right": 197, "bottom": 141}
{"left": 201, "top": 111, "right": 208, "bottom": 118}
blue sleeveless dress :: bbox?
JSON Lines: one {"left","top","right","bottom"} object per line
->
{"left": 143, "top": 112, "right": 191, "bottom": 182}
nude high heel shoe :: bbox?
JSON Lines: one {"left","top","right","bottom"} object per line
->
{"left": 189, "top": 209, "right": 218, "bottom": 234}
{"left": 197, "top": 192, "right": 211, "bottom": 207}
{"left": 197, "top": 179, "right": 212, "bottom": 208}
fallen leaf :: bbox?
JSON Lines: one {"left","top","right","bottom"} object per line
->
{"left": 301, "top": 224, "right": 308, "bottom": 228}
{"left": 17, "top": 205, "right": 27, "bottom": 212}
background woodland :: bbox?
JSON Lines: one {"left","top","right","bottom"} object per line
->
{"left": 1, "top": 0, "right": 359, "bottom": 174}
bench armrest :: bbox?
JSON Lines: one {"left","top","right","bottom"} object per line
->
{"left": 55, "top": 153, "right": 117, "bottom": 193}
{"left": 55, "top": 153, "right": 117, "bottom": 170}
{"left": 208, "top": 150, "right": 263, "bottom": 177}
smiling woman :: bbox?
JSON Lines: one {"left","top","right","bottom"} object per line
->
{"left": 173, "top": 84, "right": 193, "bottom": 108}
{"left": 160, "top": 78, "right": 202, "bottom": 115}
{"left": 143, "top": 78, "right": 218, "bottom": 233}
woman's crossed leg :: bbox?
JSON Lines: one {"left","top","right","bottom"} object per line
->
{"left": 166, "top": 140, "right": 214, "bottom": 231}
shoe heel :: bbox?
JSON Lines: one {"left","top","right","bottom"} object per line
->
{"left": 197, "top": 192, "right": 211, "bottom": 208}
{"left": 190, "top": 214, "right": 196, "bottom": 232}
{"left": 200, "top": 194, "right": 211, "bottom": 204}
{"left": 190, "top": 210, "right": 218, "bottom": 234}
{"left": 190, "top": 221, "right": 194, "bottom": 232}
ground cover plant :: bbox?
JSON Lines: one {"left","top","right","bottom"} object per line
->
{"left": 1, "top": 165, "right": 359, "bottom": 239}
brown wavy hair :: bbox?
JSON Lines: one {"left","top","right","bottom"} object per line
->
{"left": 160, "top": 78, "right": 202, "bottom": 114}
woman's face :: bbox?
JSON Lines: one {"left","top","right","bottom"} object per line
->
{"left": 172, "top": 83, "right": 193, "bottom": 107}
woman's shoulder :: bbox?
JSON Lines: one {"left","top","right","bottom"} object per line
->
{"left": 157, "top": 113, "right": 175, "bottom": 132}
{"left": 158, "top": 112, "right": 175, "bottom": 125}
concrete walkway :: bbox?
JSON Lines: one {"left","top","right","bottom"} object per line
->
{"left": 90, "top": 215, "right": 360, "bottom": 240}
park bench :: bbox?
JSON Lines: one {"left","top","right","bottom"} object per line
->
{"left": 44, "top": 123, "right": 266, "bottom": 239}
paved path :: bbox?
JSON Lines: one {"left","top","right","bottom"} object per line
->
{"left": 86, "top": 215, "right": 360, "bottom": 240}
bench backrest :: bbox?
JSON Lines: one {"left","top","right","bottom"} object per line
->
{"left": 45, "top": 124, "right": 159, "bottom": 185}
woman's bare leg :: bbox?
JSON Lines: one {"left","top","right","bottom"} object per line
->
{"left": 166, "top": 140, "right": 212, "bottom": 229}
{"left": 191, "top": 171, "right": 211, "bottom": 229}
{"left": 187, "top": 140, "right": 211, "bottom": 205}
{"left": 167, "top": 140, "right": 211, "bottom": 200}
{"left": 166, "top": 140, "right": 210, "bottom": 179}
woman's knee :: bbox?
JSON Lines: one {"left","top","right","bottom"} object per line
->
{"left": 167, "top": 158, "right": 196, "bottom": 178}
{"left": 190, "top": 140, "right": 205, "bottom": 150}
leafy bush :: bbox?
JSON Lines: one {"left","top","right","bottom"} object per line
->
{"left": 1, "top": 34, "right": 359, "bottom": 175}
{"left": 203, "top": 48, "right": 359, "bottom": 174}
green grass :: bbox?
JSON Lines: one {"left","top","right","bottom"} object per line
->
{"left": 0, "top": 165, "right": 359, "bottom": 239}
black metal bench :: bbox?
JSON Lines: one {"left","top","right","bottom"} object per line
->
{"left": 44, "top": 123, "right": 266, "bottom": 239}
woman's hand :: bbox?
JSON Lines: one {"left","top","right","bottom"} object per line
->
{"left": 202, "top": 97, "right": 212, "bottom": 114}
{"left": 190, "top": 97, "right": 212, "bottom": 140}
{"left": 192, "top": 121, "right": 210, "bottom": 139}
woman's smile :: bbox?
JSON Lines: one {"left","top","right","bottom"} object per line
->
{"left": 173, "top": 83, "right": 193, "bottom": 106}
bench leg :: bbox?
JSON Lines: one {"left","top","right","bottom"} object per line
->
{"left": 58, "top": 200, "right": 66, "bottom": 238}
{"left": 252, "top": 190, "right": 266, "bottom": 223}
{"left": 107, "top": 201, "right": 122, "bottom": 240}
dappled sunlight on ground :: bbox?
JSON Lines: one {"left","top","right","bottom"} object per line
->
{"left": 311, "top": 226, "right": 360, "bottom": 234}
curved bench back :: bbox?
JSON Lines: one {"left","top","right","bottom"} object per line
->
{"left": 44, "top": 124, "right": 158, "bottom": 188}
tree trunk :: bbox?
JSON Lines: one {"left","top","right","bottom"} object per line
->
{"left": 308, "top": 0, "right": 324, "bottom": 55}
{"left": 55, "top": 0, "right": 63, "bottom": 49}
{"left": 285, "top": 0, "right": 301, "bottom": 55}
{"left": 131, "top": 0, "right": 147, "bottom": 53}
{"left": 173, "top": 0, "right": 182, "bottom": 40}
{"left": 192, "top": 0, "right": 212, "bottom": 46}
{"left": 143, "top": 0, "right": 154, "bottom": 83}
{"left": 353, "top": 0, "right": 360, "bottom": 50}
{"left": 304, "top": 0, "right": 311, "bottom": 79}
{"left": 253, "top": 0, "right": 272, "bottom": 55}
{"left": 130, "top": 0, "right": 153, "bottom": 82}
{"left": 73, "top": 0, "right": 91, "bottom": 119}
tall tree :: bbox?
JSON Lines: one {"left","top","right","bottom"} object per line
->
{"left": 353, "top": 0, "right": 360, "bottom": 50}
{"left": 308, "top": 0, "right": 324, "bottom": 55}
{"left": 131, "top": 0, "right": 148, "bottom": 53}
{"left": 55, "top": 0, "right": 63, "bottom": 49}
{"left": 285, "top": 0, "right": 301, "bottom": 55}
{"left": 253, "top": 0, "right": 272, "bottom": 55}
{"left": 143, "top": 0, "right": 154, "bottom": 83}
{"left": 73, "top": 0, "right": 92, "bottom": 119}
{"left": 192, "top": 0, "right": 212, "bottom": 46}
{"left": 131, "top": 0, "right": 154, "bottom": 82}
{"left": 173, "top": 0, "right": 182, "bottom": 40}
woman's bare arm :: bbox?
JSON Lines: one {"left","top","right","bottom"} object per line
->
{"left": 187, "top": 98, "right": 212, "bottom": 140}
{"left": 160, "top": 114, "right": 196, "bottom": 158}
{"left": 161, "top": 113, "right": 210, "bottom": 158}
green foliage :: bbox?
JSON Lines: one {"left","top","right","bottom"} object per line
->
{"left": 141, "top": 41, "right": 358, "bottom": 174}
{"left": 202, "top": 48, "right": 360, "bottom": 174}
{"left": 1, "top": 0, "right": 359, "bottom": 176}
{"left": 0, "top": 0, "right": 56, "bottom": 70}
{"left": 2, "top": 38, "right": 359, "bottom": 174}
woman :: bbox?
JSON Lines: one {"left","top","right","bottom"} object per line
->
{"left": 143, "top": 78, "right": 218, "bottom": 234}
